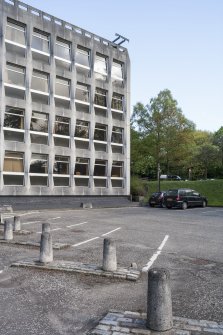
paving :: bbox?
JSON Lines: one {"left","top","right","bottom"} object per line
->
{"left": 0, "top": 206, "right": 223, "bottom": 335}
{"left": 88, "top": 311, "right": 223, "bottom": 335}
{"left": 11, "top": 259, "right": 141, "bottom": 281}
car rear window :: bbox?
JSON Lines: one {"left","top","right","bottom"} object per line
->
{"left": 166, "top": 190, "right": 178, "bottom": 195}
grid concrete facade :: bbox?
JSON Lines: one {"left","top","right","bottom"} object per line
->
{"left": 0, "top": 0, "right": 130, "bottom": 197}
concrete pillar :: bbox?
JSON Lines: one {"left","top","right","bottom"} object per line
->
{"left": 147, "top": 268, "right": 173, "bottom": 331}
{"left": 102, "top": 238, "right": 117, "bottom": 272}
{"left": 13, "top": 216, "right": 21, "bottom": 231}
{"left": 42, "top": 222, "right": 51, "bottom": 233}
{"left": 4, "top": 219, "right": 13, "bottom": 241}
{"left": 39, "top": 232, "right": 53, "bottom": 264}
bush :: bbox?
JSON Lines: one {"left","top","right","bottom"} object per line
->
{"left": 131, "top": 176, "right": 149, "bottom": 196}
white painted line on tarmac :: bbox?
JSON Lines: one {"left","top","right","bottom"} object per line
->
{"left": 142, "top": 235, "right": 169, "bottom": 272}
{"left": 201, "top": 209, "right": 223, "bottom": 214}
{"left": 23, "top": 217, "right": 61, "bottom": 226}
{"left": 71, "top": 236, "right": 99, "bottom": 247}
{"left": 101, "top": 227, "right": 121, "bottom": 236}
{"left": 36, "top": 221, "right": 87, "bottom": 234}
{"left": 22, "top": 220, "right": 42, "bottom": 225}
{"left": 0, "top": 270, "right": 3, "bottom": 274}
{"left": 66, "top": 222, "right": 87, "bottom": 228}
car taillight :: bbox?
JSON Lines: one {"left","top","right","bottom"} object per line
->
{"left": 176, "top": 196, "right": 181, "bottom": 201}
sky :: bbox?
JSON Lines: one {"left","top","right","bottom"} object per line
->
{"left": 23, "top": 0, "right": 223, "bottom": 132}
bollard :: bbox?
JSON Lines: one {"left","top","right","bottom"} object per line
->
{"left": 4, "top": 219, "right": 13, "bottom": 241}
{"left": 147, "top": 268, "right": 173, "bottom": 331}
{"left": 42, "top": 222, "right": 51, "bottom": 233}
{"left": 0, "top": 213, "right": 4, "bottom": 224}
{"left": 39, "top": 232, "right": 53, "bottom": 264}
{"left": 13, "top": 216, "right": 21, "bottom": 231}
{"left": 102, "top": 238, "right": 117, "bottom": 272}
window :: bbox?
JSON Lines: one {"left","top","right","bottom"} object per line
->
{"left": 6, "top": 18, "right": 26, "bottom": 45}
{"left": 31, "top": 70, "right": 49, "bottom": 93}
{"left": 75, "top": 120, "right": 89, "bottom": 139}
{"left": 94, "top": 88, "right": 107, "bottom": 107}
{"left": 4, "top": 151, "right": 24, "bottom": 172}
{"left": 30, "top": 112, "right": 48, "bottom": 133}
{"left": 75, "top": 158, "right": 89, "bottom": 176}
{"left": 53, "top": 156, "right": 69, "bottom": 175}
{"left": 76, "top": 46, "right": 90, "bottom": 67}
{"left": 54, "top": 116, "right": 70, "bottom": 136}
{"left": 111, "top": 161, "right": 123, "bottom": 177}
{"left": 4, "top": 107, "right": 24, "bottom": 129}
{"left": 111, "top": 127, "right": 123, "bottom": 144}
{"left": 6, "top": 63, "right": 25, "bottom": 87}
{"left": 32, "top": 28, "right": 50, "bottom": 54}
{"left": 94, "top": 159, "right": 107, "bottom": 176}
{"left": 94, "top": 123, "right": 107, "bottom": 142}
{"left": 111, "top": 60, "right": 123, "bottom": 80}
{"left": 94, "top": 53, "right": 107, "bottom": 75}
{"left": 55, "top": 37, "right": 71, "bottom": 61}
{"left": 30, "top": 154, "right": 48, "bottom": 174}
{"left": 75, "top": 83, "right": 89, "bottom": 102}
{"left": 111, "top": 93, "right": 124, "bottom": 111}
{"left": 55, "top": 77, "right": 70, "bottom": 98}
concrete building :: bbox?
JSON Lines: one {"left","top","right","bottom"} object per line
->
{"left": 0, "top": 0, "right": 130, "bottom": 199}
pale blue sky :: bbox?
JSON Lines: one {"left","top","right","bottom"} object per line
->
{"left": 24, "top": 0, "right": 223, "bottom": 132}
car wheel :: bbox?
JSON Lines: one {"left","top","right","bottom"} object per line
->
{"left": 182, "top": 202, "right": 188, "bottom": 210}
{"left": 149, "top": 204, "right": 155, "bottom": 207}
{"left": 166, "top": 205, "right": 172, "bottom": 209}
{"left": 202, "top": 200, "right": 207, "bottom": 208}
{"left": 160, "top": 202, "right": 165, "bottom": 208}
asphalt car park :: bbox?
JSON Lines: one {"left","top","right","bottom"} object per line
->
{"left": 0, "top": 206, "right": 223, "bottom": 335}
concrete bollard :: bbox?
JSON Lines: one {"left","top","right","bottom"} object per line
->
{"left": 42, "top": 222, "right": 51, "bottom": 233}
{"left": 39, "top": 232, "right": 53, "bottom": 264}
{"left": 13, "top": 216, "right": 21, "bottom": 231}
{"left": 0, "top": 213, "right": 4, "bottom": 224}
{"left": 102, "top": 238, "right": 117, "bottom": 272}
{"left": 4, "top": 219, "right": 13, "bottom": 241}
{"left": 147, "top": 268, "right": 173, "bottom": 331}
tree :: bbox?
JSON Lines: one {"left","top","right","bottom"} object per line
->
{"left": 131, "top": 89, "right": 195, "bottom": 178}
{"left": 213, "top": 126, "right": 223, "bottom": 166}
{"left": 193, "top": 144, "right": 220, "bottom": 179}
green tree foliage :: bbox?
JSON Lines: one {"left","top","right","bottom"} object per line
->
{"left": 193, "top": 144, "right": 220, "bottom": 179}
{"left": 131, "top": 89, "right": 195, "bottom": 177}
{"left": 213, "top": 127, "right": 223, "bottom": 166}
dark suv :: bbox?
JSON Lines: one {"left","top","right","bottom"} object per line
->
{"left": 149, "top": 191, "right": 166, "bottom": 208}
{"left": 164, "top": 188, "right": 207, "bottom": 209}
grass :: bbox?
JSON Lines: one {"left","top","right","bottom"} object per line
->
{"left": 145, "top": 179, "right": 223, "bottom": 206}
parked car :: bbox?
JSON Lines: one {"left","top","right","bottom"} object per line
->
{"left": 149, "top": 191, "right": 167, "bottom": 208}
{"left": 164, "top": 188, "right": 207, "bottom": 209}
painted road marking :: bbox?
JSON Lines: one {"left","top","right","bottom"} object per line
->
{"left": 71, "top": 227, "right": 122, "bottom": 248}
{"left": 71, "top": 236, "right": 100, "bottom": 247}
{"left": 23, "top": 217, "right": 61, "bottom": 225}
{"left": 101, "top": 227, "right": 121, "bottom": 236}
{"left": 36, "top": 221, "right": 87, "bottom": 234}
{"left": 142, "top": 235, "right": 169, "bottom": 272}
{"left": 201, "top": 209, "right": 223, "bottom": 214}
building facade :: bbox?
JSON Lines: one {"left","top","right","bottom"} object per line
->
{"left": 0, "top": 0, "right": 130, "bottom": 197}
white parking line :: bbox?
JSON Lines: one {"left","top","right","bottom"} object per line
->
{"left": 101, "top": 227, "right": 121, "bottom": 236}
{"left": 23, "top": 216, "right": 61, "bottom": 226}
{"left": 66, "top": 222, "right": 87, "bottom": 228}
{"left": 142, "top": 235, "right": 169, "bottom": 272}
{"left": 36, "top": 221, "right": 87, "bottom": 234}
{"left": 71, "top": 227, "right": 122, "bottom": 248}
{"left": 201, "top": 209, "right": 223, "bottom": 214}
{"left": 71, "top": 236, "right": 99, "bottom": 247}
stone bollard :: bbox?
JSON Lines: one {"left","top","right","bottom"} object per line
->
{"left": 147, "top": 268, "right": 173, "bottom": 331}
{"left": 102, "top": 238, "right": 117, "bottom": 272}
{"left": 13, "top": 216, "right": 21, "bottom": 231}
{"left": 39, "top": 232, "right": 53, "bottom": 264}
{"left": 4, "top": 219, "right": 13, "bottom": 241}
{"left": 42, "top": 222, "right": 51, "bottom": 233}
